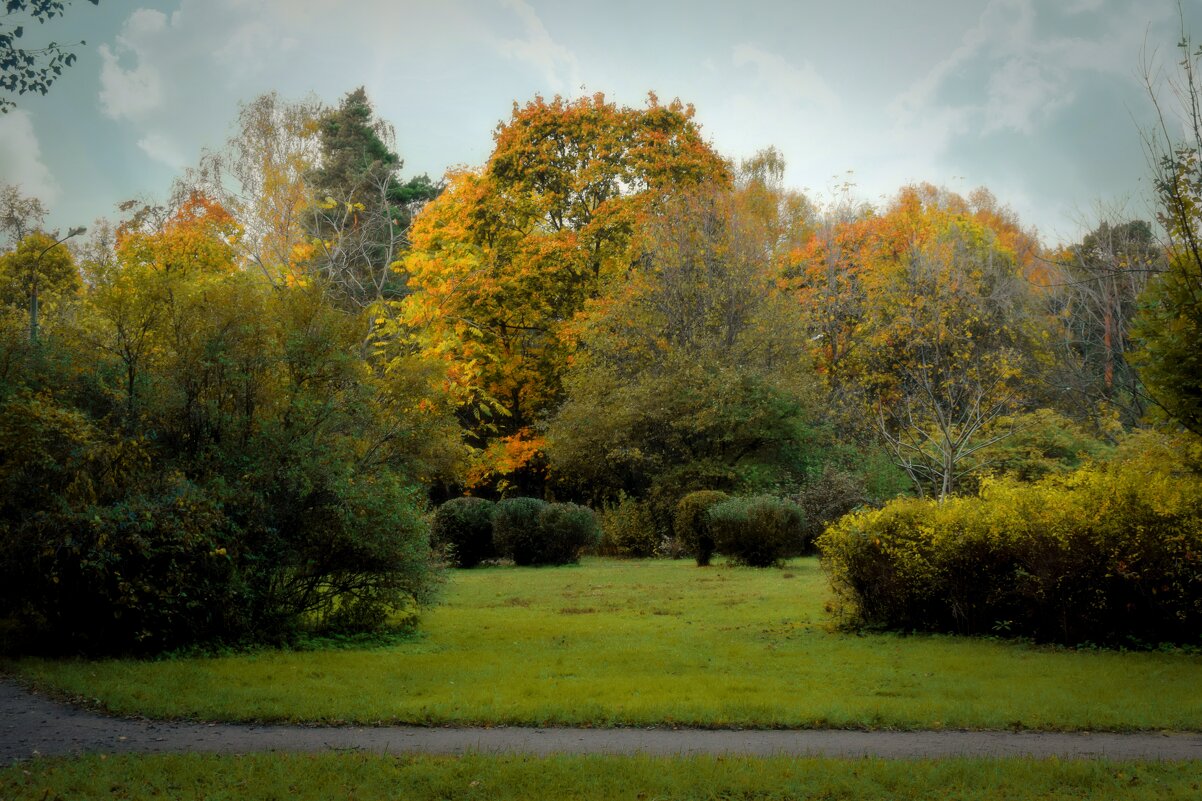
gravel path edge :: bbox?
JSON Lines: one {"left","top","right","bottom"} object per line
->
{"left": 5, "top": 680, "right": 1202, "bottom": 763}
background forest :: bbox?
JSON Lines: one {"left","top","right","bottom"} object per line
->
{"left": 1, "top": 32, "right": 1200, "bottom": 654}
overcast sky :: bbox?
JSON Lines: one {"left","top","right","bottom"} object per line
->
{"left": 2, "top": 0, "right": 1199, "bottom": 246}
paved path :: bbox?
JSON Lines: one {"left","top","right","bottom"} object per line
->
{"left": 4, "top": 680, "right": 1201, "bottom": 763}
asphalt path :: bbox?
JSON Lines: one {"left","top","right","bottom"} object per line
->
{"left": 4, "top": 679, "right": 1201, "bottom": 763}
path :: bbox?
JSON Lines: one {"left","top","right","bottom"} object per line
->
{"left": 4, "top": 680, "right": 1201, "bottom": 763}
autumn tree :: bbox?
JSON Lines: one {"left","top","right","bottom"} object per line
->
{"left": 186, "top": 92, "right": 324, "bottom": 286}
{"left": 546, "top": 174, "right": 816, "bottom": 524}
{"left": 792, "top": 186, "right": 1051, "bottom": 500}
{"left": 402, "top": 92, "right": 729, "bottom": 493}
{"left": 0, "top": 195, "right": 460, "bottom": 654}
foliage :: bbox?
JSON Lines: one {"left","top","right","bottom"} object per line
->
{"left": 0, "top": 0, "right": 99, "bottom": 113}
{"left": 491, "top": 497, "right": 547, "bottom": 566}
{"left": 492, "top": 498, "right": 599, "bottom": 566}
{"left": 547, "top": 178, "right": 816, "bottom": 521}
{"left": 597, "top": 493, "right": 659, "bottom": 558}
{"left": 1047, "top": 220, "right": 1161, "bottom": 431}
{"left": 402, "top": 93, "right": 729, "bottom": 493}
{"left": 431, "top": 496, "right": 496, "bottom": 568}
{"left": 794, "top": 466, "right": 869, "bottom": 546}
{"left": 305, "top": 88, "right": 439, "bottom": 307}
{"left": 792, "top": 185, "right": 1053, "bottom": 499}
{"left": 974, "top": 408, "right": 1112, "bottom": 486}
{"left": 708, "top": 495, "right": 806, "bottom": 567}
{"left": 0, "top": 200, "right": 459, "bottom": 654}
{"left": 818, "top": 442, "right": 1202, "bottom": 646}
{"left": 1136, "top": 29, "right": 1202, "bottom": 437}
{"left": 673, "top": 490, "right": 729, "bottom": 566}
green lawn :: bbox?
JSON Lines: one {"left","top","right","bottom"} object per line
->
{"left": 6, "top": 557, "right": 1202, "bottom": 730}
{"left": 4, "top": 754, "right": 1202, "bottom": 801}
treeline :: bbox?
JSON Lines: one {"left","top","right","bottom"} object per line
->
{"left": 0, "top": 76, "right": 1199, "bottom": 652}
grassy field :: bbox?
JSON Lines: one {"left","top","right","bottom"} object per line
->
{"left": 6, "top": 557, "right": 1202, "bottom": 730}
{"left": 4, "top": 753, "right": 1202, "bottom": 800}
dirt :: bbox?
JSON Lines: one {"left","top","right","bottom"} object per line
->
{"left": 3, "top": 679, "right": 1201, "bottom": 763}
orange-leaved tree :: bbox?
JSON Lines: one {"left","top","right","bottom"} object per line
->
{"left": 400, "top": 93, "right": 729, "bottom": 493}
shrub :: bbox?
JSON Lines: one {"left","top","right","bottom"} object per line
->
{"left": 709, "top": 495, "right": 806, "bottom": 567}
{"left": 599, "top": 494, "right": 659, "bottom": 557}
{"left": 431, "top": 497, "right": 496, "bottom": 568}
{"left": 795, "top": 467, "right": 868, "bottom": 549}
{"left": 493, "top": 498, "right": 599, "bottom": 566}
{"left": 537, "top": 502, "right": 601, "bottom": 565}
{"left": 673, "top": 490, "right": 729, "bottom": 565}
{"left": 817, "top": 453, "right": 1202, "bottom": 646}
{"left": 492, "top": 497, "right": 548, "bottom": 566}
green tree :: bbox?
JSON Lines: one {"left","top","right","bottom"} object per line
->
{"left": 306, "top": 88, "right": 439, "bottom": 307}
{"left": 1134, "top": 21, "right": 1202, "bottom": 436}
{"left": 546, "top": 180, "right": 815, "bottom": 526}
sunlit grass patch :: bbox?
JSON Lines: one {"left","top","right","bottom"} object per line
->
{"left": 6, "top": 557, "right": 1202, "bottom": 730}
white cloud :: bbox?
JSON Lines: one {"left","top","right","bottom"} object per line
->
{"left": 731, "top": 44, "right": 839, "bottom": 114}
{"left": 0, "top": 110, "right": 59, "bottom": 203}
{"left": 98, "top": 8, "right": 167, "bottom": 120}
{"left": 494, "top": 0, "right": 580, "bottom": 92}
{"left": 136, "top": 131, "right": 188, "bottom": 170}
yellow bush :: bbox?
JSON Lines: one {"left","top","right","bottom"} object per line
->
{"left": 817, "top": 443, "right": 1202, "bottom": 646}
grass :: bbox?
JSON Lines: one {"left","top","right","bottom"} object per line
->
{"left": 6, "top": 557, "right": 1202, "bottom": 730}
{"left": 4, "top": 753, "right": 1202, "bottom": 800}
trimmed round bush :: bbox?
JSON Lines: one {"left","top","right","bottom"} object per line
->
{"left": 431, "top": 497, "right": 496, "bottom": 568}
{"left": 674, "top": 490, "right": 729, "bottom": 566}
{"left": 709, "top": 495, "right": 806, "bottom": 567}
{"left": 492, "top": 497, "right": 548, "bottom": 566}
{"left": 537, "top": 502, "right": 602, "bottom": 565}
{"left": 599, "top": 495, "right": 659, "bottom": 557}
{"left": 493, "top": 498, "right": 600, "bottom": 566}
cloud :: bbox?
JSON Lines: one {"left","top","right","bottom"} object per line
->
{"left": 494, "top": 0, "right": 580, "bottom": 92}
{"left": 98, "top": 9, "right": 167, "bottom": 120}
{"left": 0, "top": 110, "right": 58, "bottom": 203}
{"left": 731, "top": 44, "right": 839, "bottom": 113}
{"left": 136, "top": 131, "right": 188, "bottom": 170}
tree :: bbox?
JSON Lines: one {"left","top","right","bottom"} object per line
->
{"left": 0, "top": 0, "right": 99, "bottom": 113}
{"left": 0, "top": 229, "right": 81, "bottom": 342}
{"left": 795, "top": 186, "right": 1050, "bottom": 500}
{"left": 1047, "top": 219, "right": 1162, "bottom": 432}
{"left": 305, "top": 87, "right": 439, "bottom": 308}
{"left": 546, "top": 179, "right": 815, "bottom": 523}
{"left": 186, "top": 92, "right": 324, "bottom": 287}
{"left": 402, "top": 92, "right": 729, "bottom": 493}
{"left": 1133, "top": 25, "right": 1202, "bottom": 436}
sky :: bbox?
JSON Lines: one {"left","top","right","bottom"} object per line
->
{"left": 1, "top": 0, "right": 1200, "bottom": 246}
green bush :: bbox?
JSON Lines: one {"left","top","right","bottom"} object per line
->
{"left": 492, "top": 497, "right": 547, "bottom": 566}
{"left": 537, "top": 502, "right": 601, "bottom": 565}
{"left": 817, "top": 451, "right": 1202, "bottom": 646}
{"left": 598, "top": 494, "right": 659, "bottom": 557}
{"left": 709, "top": 495, "right": 806, "bottom": 567}
{"left": 493, "top": 498, "right": 599, "bottom": 566}
{"left": 431, "top": 497, "right": 496, "bottom": 568}
{"left": 673, "top": 490, "right": 729, "bottom": 565}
